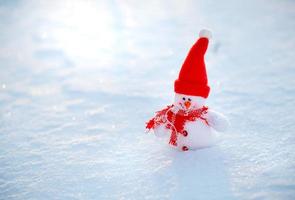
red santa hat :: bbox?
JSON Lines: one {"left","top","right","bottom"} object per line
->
{"left": 174, "top": 29, "right": 212, "bottom": 98}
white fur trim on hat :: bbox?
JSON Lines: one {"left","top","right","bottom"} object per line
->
{"left": 199, "top": 29, "right": 212, "bottom": 39}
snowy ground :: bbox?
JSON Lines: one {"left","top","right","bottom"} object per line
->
{"left": 1, "top": 0, "right": 295, "bottom": 199}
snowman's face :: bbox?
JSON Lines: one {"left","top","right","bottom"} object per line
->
{"left": 174, "top": 93, "right": 206, "bottom": 111}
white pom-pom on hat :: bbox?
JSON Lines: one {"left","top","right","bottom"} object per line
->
{"left": 199, "top": 29, "right": 212, "bottom": 39}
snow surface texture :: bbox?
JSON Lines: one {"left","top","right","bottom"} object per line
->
{"left": 0, "top": 0, "right": 295, "bottom": 199}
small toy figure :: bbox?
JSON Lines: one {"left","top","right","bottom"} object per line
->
{"left": 146, "top": 29, "right": 229, "bottom": 151}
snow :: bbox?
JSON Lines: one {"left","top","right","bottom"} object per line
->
{"left": 0, "top": 0, "right": 295, "bottom": 199}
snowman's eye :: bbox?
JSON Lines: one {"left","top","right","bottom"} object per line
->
{"left": 188, "top": 98, "right": 191, "bottom": 101}
{"left": 182, "top": 97, "right": 186, "bottom": 100}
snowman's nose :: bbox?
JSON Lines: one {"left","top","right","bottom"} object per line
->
{"left": 184, "top": 101, "right": 191, "bottom": 109}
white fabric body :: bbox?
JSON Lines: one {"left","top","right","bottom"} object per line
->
{"left": 153, "top": 93, "right": 229, "bottom": 150}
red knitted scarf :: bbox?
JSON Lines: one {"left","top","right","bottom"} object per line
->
{"left": 146, "top": 105, "right": 209, "bottom": 146}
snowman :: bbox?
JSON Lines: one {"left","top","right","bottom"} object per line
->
{"left": 146, "top": 29, "right": 229, "bottom": 151}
